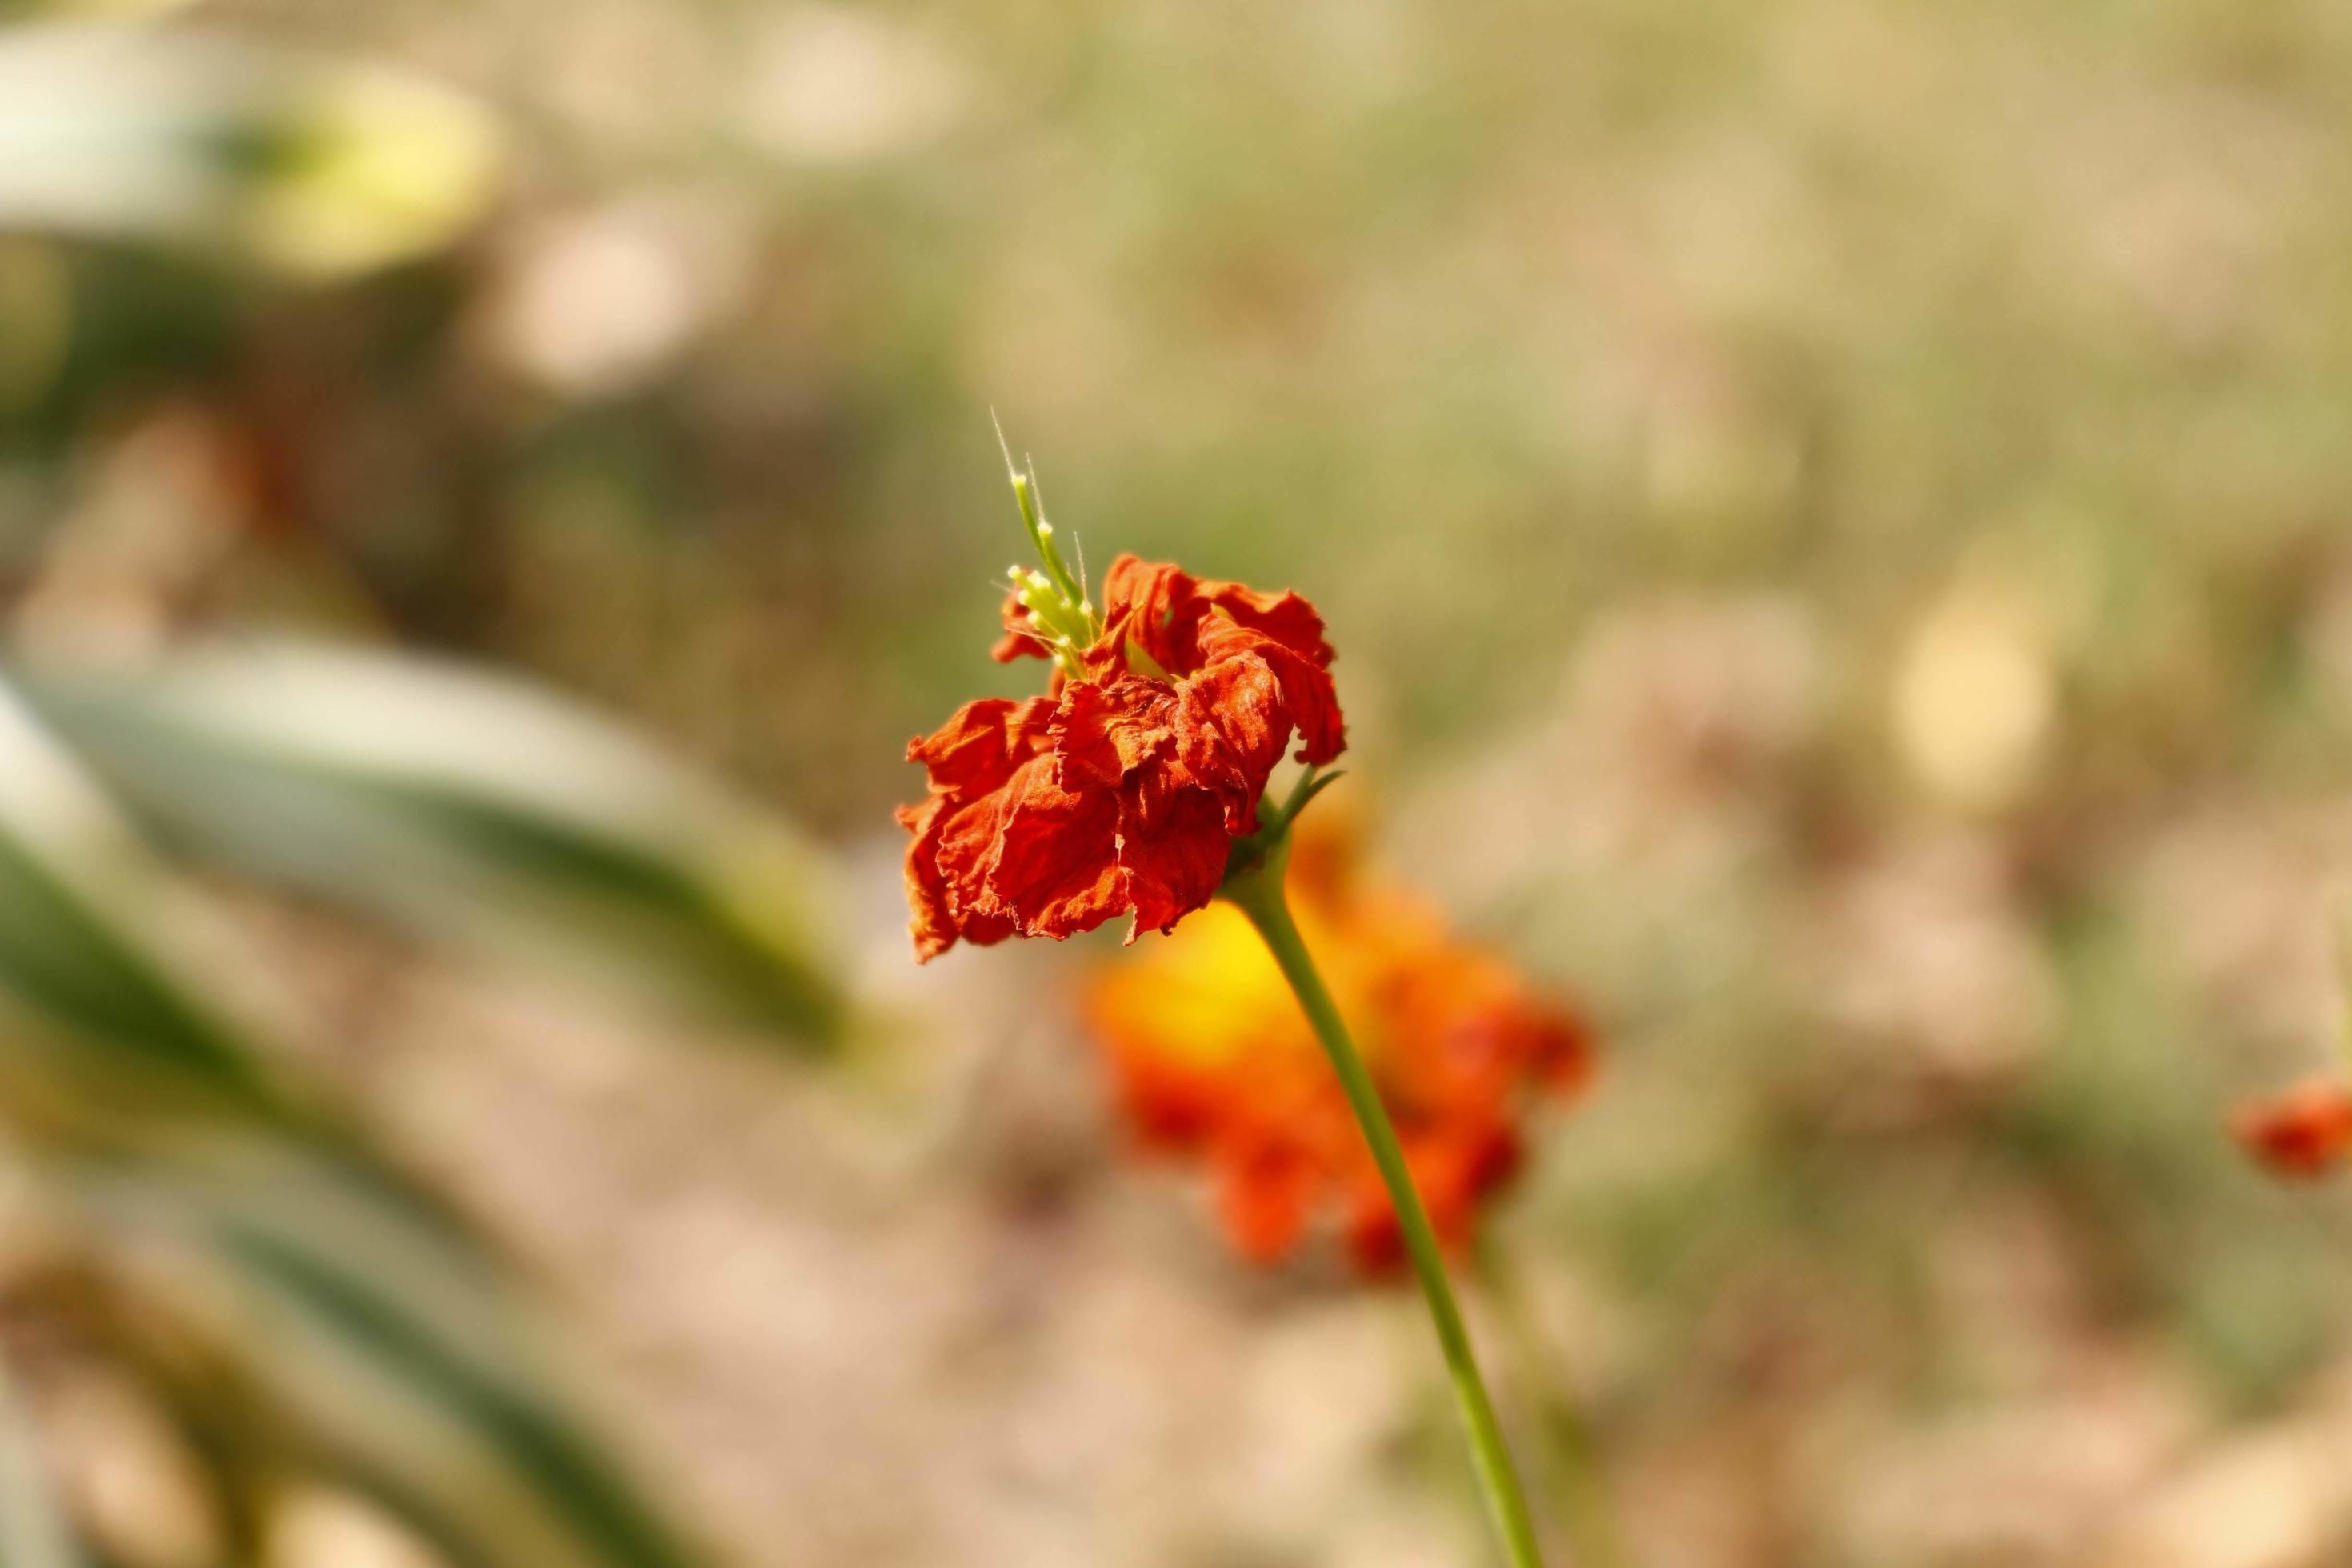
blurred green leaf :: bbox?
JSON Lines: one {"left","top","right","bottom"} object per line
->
{"left": 0, "top": 646, "right": 786, "bottom": 1567}
{"left": 17, "top": 646, "right": 846, "bottom": 1046}
{"left": 0, "top": 682, "right": 302, "bottom": 1131}
{"left": 0, "top": 22, "right": 500, "bottom": 278}
{"left": 66, "top": 1147, "right": 700, "bottom": 1568}
{"left": 0, "top": 1349, "right": 82, "bottom": 1568}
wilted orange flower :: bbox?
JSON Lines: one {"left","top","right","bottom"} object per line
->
{"left": 1085, "top": 798, "right": 1594, "bottom": 1273}
{"left": 899, "top": 553, "right": 1345, "bottom": 961}
{"left": 2234, "top": 1078, "right": 2352, "bottom": 1178}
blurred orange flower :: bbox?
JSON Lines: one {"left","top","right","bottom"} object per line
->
{"left": 1085, "top": 798, "right": 1594, "bottom": 1274}
{"left": 2234, "top": 1078, "right": 2352, "bottom": 1178}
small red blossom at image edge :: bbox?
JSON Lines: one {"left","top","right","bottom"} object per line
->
{"left": 2233, "top": 1078, "right": 2352, "bottom": 1178}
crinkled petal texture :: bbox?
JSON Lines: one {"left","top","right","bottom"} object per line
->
{"left": 900, "top": 554, "right": 1345, "bottom": 959}
{"left": 898, "top": 696, "right": 1056, "bottom": 960}
{"left": 2234, "top": 1078, "right": 2352, "bottom": 1178}
{"left": 1082, "top": 797, "right": 1596, "bottom": 1276}
{"left": 1094, "top": 554, "right": 1345, "bottom": 766}
{"left": 990, "top": 588, "right": 1050, "bottom": 665}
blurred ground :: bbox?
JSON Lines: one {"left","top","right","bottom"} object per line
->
{"left": 10, "top": 0, "right": 2352, "bottom": 1564}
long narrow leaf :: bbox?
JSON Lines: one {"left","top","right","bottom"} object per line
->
{"left": 0, "top": 22, "right": 501, "bottom": 278}
{"left": 0, "top": 682, "right": 300, "bottom": 1129}
{"left": 70, "top": 1149, "right": 701, "bottom": 1568}
{"left": 18, "top": 646, "right": 846, "bottom": 1046}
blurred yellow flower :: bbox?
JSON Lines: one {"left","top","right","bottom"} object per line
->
{"left": 1085, "top": 792, "right": 1596, "bottom": 1274}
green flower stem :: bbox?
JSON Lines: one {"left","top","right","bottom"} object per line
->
{"left": 1222, "top": 838, "right": 1547, "bottom": 1568}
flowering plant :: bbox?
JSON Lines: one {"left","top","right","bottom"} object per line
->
{"left": 899, "top": 442, "right": 1550, "bottom": 1566}
{"left": 900, "top": 531, "right": 1342, "bottom": 957}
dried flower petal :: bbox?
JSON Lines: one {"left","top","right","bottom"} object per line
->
{"left": 990, "top": 588, "right": 1050, "bottom": 665}
{"left": 899, "top": 554, "right": 1346, "bottom": 958}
